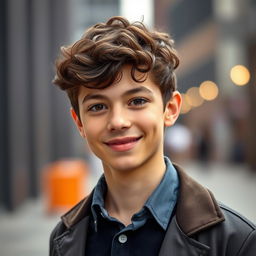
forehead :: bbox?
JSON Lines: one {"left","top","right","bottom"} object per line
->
{"left": 77, "top": 66, "right": 162, "bottom": 103}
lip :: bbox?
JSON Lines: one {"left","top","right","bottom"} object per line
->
{"left": 104, "top": 136, "right": 142, "bottom": 152}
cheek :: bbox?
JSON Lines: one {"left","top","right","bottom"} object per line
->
{"left": 84, "top": 124, "right": 98, "bottom": 139}
{"left": 83, "top": 128, "right": 100, "bottom": 154}
{"left": 136, "top": 110, "right": 164, "bottom": 132}
{"left": 82, "top": 118, "right": 104, "bottom": 142}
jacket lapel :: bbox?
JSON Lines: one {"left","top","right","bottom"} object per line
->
{"left": 53, "top": 216, "right": 90, "bottom": 256}
{"left": 52, "top": 192, "right": 94, "bottom": 256}
{"left": 158, "top": 164, "right": 225, "bottom": 256}
{"left": 159, "top": 217, "right": 210, "bottom": 256}
{"left": 173, "top": 164, "right": 224, "bottom": 235}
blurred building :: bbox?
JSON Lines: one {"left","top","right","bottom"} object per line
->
{"left": 0, "top": 0, "right": 119, "bottom": 211}
{"left": 156, "top": 0, "right": 256, "bottom": 167}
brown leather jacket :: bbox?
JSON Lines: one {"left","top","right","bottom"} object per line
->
{"left": 49, "top": 165, "right": 256, "bottom": 255}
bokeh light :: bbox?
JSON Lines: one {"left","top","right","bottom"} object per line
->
{"left": 185, "top": 87, "right": 204, "bottom": 107}
{"left": 180, "top": 93, "right": 192, "bottom": 114}
{"left": 230, "top": 65, "right": 250, "bottom": 86}
{"left": 199, "top": 80, "right": 219, "bottom": 101}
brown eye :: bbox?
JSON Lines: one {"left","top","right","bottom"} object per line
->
{"left": 129, "top": 98, "right": 148, "bottom": 106}
{"left": 88, "top": 104, "right": 107, "bottom": 112}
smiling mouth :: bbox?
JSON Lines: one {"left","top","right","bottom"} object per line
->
{"left": 105, "top": 136, "right": 142, "bottom": 152}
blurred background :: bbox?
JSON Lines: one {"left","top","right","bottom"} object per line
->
{"left": 0, "top": 0, "right": 256, "bottom": 255}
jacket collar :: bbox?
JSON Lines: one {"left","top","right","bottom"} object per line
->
{"left": 159, "top": 216, "right": 211, "bottom": 256}
{"left": 61, "top": 190, "right": 94, "bottom": 229}
{"left": 61, "top": 164, "right": 224, "bottom": 236}
{"left": 54, "top": 216, "right": 90, "bottom": 256}
{"left": 174, "top": 164, "right": 224, "bottom": 236}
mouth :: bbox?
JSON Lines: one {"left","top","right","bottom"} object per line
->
{"left": 104, "top": 136, "right": 142, "bottom": 152}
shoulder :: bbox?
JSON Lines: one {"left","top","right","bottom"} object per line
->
{"left": 219, "top": 203, "right": 256, "bottom": 244}
{"left": 49, "top": 220, "right": 68, "bottom": 256}
{"left": 196, "top": 202, "right": 256, "bottom": 255}
{"left": 218, "top": 203, "right": 256, "bottom": 255}
{"left": 219, "top": 203, "right": 255, "bottom": 231}
{"left": 49, "top": 193, "right": 93, "bottom": 254}
{"left": 173, "top": 163, "right": 256, "bottom": 254}
{"left": 50, "top": 220, "right": 67, "bottom": 242}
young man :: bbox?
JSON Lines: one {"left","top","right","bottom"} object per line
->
{"left": 50, "top": 16, "right": 256, "bottom": 255}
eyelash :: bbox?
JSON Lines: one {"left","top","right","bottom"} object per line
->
{"left": 128, "top": 97, "right": 149, "bottom": 106}
{"left": 87, "top": 104, "right": 107, "bottom": 112}
{"left": 87, "top": 97, "right": 149, "bottom": 113}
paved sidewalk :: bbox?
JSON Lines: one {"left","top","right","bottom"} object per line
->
{"left": 0, "top": 199, "right": 58, "bottom": 256}
{"left": 0, "top": 162, "right": 255, "bottom": 256}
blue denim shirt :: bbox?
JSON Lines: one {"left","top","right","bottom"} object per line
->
{"left": 91, "top": 157, "right": 179, "bottom": 230}
{"left": 85, "top": 157, "right": 179, "bottom": 255}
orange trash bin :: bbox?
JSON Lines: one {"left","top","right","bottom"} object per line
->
{"left": 43, "top": 159, "right": 89, "bottom": 214}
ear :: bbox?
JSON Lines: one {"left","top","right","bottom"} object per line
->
{"left": 164, "top": 91, "right": 182, "bottom": 127}
{"left": 70, "top": 108, "right": 86, "bottom": 138}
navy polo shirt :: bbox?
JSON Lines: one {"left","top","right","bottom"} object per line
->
{"left": 85, "top": 157, "right": 179, "bottom": 255}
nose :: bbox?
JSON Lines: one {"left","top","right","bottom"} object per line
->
{"left": 107, "top": 107, "right": 131, "bottom": 131}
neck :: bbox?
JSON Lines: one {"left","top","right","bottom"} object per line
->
{"left": 103, "top": 155, "right": 166, "bottom": 226}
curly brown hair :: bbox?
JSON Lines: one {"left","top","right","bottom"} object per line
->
{"left": 53, "top": 16, "right": 179, "bottom": 119}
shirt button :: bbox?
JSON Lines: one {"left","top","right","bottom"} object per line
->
{"left": 118, "top": 234, "right": 128, "bottom": 244}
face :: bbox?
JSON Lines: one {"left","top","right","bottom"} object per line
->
{"left": 72, "top": 66, "right": 181, "bottom": 173}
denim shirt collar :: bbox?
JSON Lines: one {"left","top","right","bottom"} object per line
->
{"left": 91, "top": 157, "right": 179, "bottom": 230}
{"left": 144, "top": 157, "right": 179, "bottom": 229}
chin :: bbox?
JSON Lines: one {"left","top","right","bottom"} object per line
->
{"left": 104, "top": 156, "right": 143, "bottom": 172}
{"left": 113, "top": 160, "right": 139, "bottom": 172}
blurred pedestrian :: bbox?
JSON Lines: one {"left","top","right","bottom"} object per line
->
{"left": 164, "top": 123, "right": 192, "bottom": 163}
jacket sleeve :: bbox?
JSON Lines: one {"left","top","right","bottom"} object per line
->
{"left": 237, "top": 229, "right": 256, "bottom": 256}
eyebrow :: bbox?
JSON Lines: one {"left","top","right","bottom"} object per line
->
{"left": 82, "top": 86, "right": 153, "bottom": 104}
{"left": 82, "top": 94, "right": 107, "bottom": 104}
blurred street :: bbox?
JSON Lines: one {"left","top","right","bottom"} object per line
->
{"left": 1, "top": 1, "right": 256, "bottom": 255}
{"left": 0, "top": 199, "right": 58, "bottom": 256}
{"left": 0, "top": 162, "right": 255, "bottom": 256}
